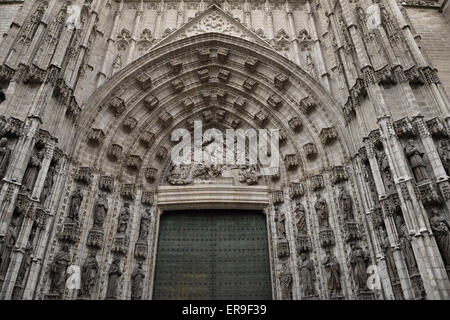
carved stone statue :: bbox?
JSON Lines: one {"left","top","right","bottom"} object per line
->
{"left": 322, "top": 252, "right": 342, "bottom": 297}
{"left": 138, "top": 207, "right": 152, "bottom": 241}
{"left": 279, "top": 263, "right": 292, "bottom": 300}
{"left": 339, "top": 187, "right": 354, "bottom": 221}
{"left": 429, "top": 209, "right": 450, "bottom": 266}
{"left": 293, "top": 201, "right": 307, "bottom": 235}
{"left": 93, "top": 192, "right": 108, "bottom": 229}
{"left": 131, "top": 262, "right": 145, "bottom": 300}
{"left": 298, "top": 253, "right": 316, "bottom": 297}
{"left": 105, "top": 258, "right": 122, "bottom": 300}
{"left": 380, "top": 228, "right": 398, "bottom": 280}
{"left": 168, "top": 164, "right": 191, "bottom": 185}
{"left": 0, "top": 137, "right": 11, "bottom": 178}
{"left": 79, "top": 251, "right": 99, "bottom": 298}
{"left": 68, "top": 188, "right": 83, "bottom": 222}
{"left": 17, "top": 238, "right": 33, "bottom": 284}
{"left": 315, "top": 195, "right": 330, "bottom": 229}
{"left": 22, "top": 150, "right": 43, "bottom": 193}
{"left": 40, "top": 165, "right": 55, "bottom": 203}
{"left": 0, "top": 220, "right": 17, "bottom": 276}
{"left": 396, "top": 215, "right": 418, "bottom": 272}
{"left": 350, "top": 245, "right": 370, "bottom": 292}
{"left": 405, "top": 140, "right": 428, "bottom": 182}
{"left": 117, "top": 204, "right": 130, "bottom": 234}
{"left": 379, "top": 152, "right": 394, "bottom": 193}
{"left": 274, "top": 206, "right": 286, "bottom": 240}
{"left": 437, "top": 140, "right": 450, "bottom": 176}
{"left": 49, "top": 244, "right": 70, "bottom": 297}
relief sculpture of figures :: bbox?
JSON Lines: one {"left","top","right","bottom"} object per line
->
{"left": 22, "top": 149, "right": 43, "bottom": 194}
{"left": 379, "top": 152, "right": 394, "bottom": 193}
{"left": 429, "top": 209, "right": 450, "bottom": 266}
{"left": 49, "top": 245, "right": 70, "bottom": 298}
{"left": 40, "top": 165, "right": 55, "bottom": 203}
{"left": 298, "top": 253, "right": 316, "bottom": 297}
{"left": 78, "top": 251, "right": 99, "bottom": 299}
{"left": 68, "top": 188, "right": 83, "bottom": 222}
{"left": 405, "top": 140, "right": 428, "bottom": 182}
{"left": 315, "top": 195, "right": 330, "bottom": 229}
{"left": 131, "top": 262, "right": 145, "bottom": 300}
{"left": 105, "top": 258, "right": 122, "bottom": 300}
{"left": 0, "top": 220, "right": 17, "bottom": 276}
{"left": 274, "top": 206, "right": 286, "bottom": 240}
{"left": 437, "top": 140, "right": 450, "bottom": 176}
{"left": 350, "top": 245, "right": 370, "bottom": 292}
{"left": 339, "top": 187, "right": 354, "bottom": 221}
{"left": 93, "top": 192, "right": 108, "bottom": 229}
{"left": 0, "top": 137, "right": 11, "bottom": 178}
{"left": 396, "top": 215, "right": 418, "bottom": 273}
{"left": 294, "top": 201, "right": 307, "bottom": 235}
{"left": 279, "top": 263, "right": 292, "bottom": 300}
{"left": 117, "top": 204, "right": 130, "bottom": 234}
{"left": 138, "top": 207, "right": 152, "bottom": 241}
{"left": 322, "top": 252, "right": 342, "bottom": 298}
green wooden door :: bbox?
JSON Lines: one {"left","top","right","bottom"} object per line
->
{"left": 152, "top": 210, "right": 272, "bottom": 300}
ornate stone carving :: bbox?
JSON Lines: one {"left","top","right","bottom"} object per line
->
{"left": 202, "top": 90, "right": 212, "bottom": 102}
{"left": 141, "top": 191, "right": 154, "bottom": 206}
{"left": 121, "top": 183, "right": 135, "bottom": 200}
{"left": 279, "top": 263, "right": 292, "bottom": 300}
{"left": 303, "top": 143, "right": 317, "bottom": 159}
{"left": 350, "top": 245, "right": 371, "bottom": 292}
{"left": 339, "top": 187, "right": 354, "bottom": 221}
{"left": 429, "top": 209, "right": 450, "bottom": 266}
{"left": 107, "top": 144, "right": 122, "bottom": 161}
{"left": 126, "top": 154, "right": 142, "bottom": 169}
{"left": 310, "top": 175, "right": 324, "bottom": 191}
{"left": 233, "top": 96, "right": 246, "bottom": 109}
{"left": 105, "top": 259, "right": 122, "bottom": 300}
{"left": 379, "top": 151, "right": 395, "bottom": 194}
{"left": 218, "top": 68, "right": 231, "bottom": 82}
{"left": 300, "top": 96, "right": 318, "bottom": 114}
{"left": 135, "top": 70, "right": 152, "bottom": 89}
{"left": 197, "top": 68, "right": 210, "bottom": 82}
{"left": 405, "top": 140, "right": 428, "bottom": 182}
{"left": 22, "top": 150, "right": 43, "bottom": 193}
{"left": 78, "top": 251, "right": 99, "bottom": 299}
{"left": 315, "top": 194, "right": 330, "bottom": 229}
{"left": 285, "top": 153, "right": 298, "bottom": 170}
{"left": 245, "top": 56, "right": 258, "bottom": 71}
{"left": 290, "top": 183, "right": 305, "bottom": 199}
{"left": 331, "top": 166, "right": 347, "bottom": 184}
{"left": 198, "top": 47, "right": 211, "bottom": 62}
{"left": 437, "top": 140, "right": 450, "bottom": 176}
{"left": 274, "top": 73, "right": 288, "bottom": 90}
{"left": 40, "top": 165, "right": 55, "bottom": 204}
{"left": 123, "top": 117, "right": 138, "bottom": 131}
{"left": 171, "top": 79, "right": 184, "bottom": 92}
{"left": 254, "top": 111, "right": 267, "bottom": 126}
{"left": 168, "top": 164, "right": 191, "bottom": 185}
{"left": 48, "top": 245, "right": 70, "bottom": 299}
{"left": 145, "top": 167, "right": 158, "bottom": 182}
{"left": 426, "top": 118, "right": 448, "bottom": 137}
{"left": 418, "top": 181, "right": 442, "bottom": 205}
{"left": 144, "top": 95, "right": 159, "bottom": 110}
{"left": 87, "top": 128, "right": 105, "bottom": 145}
{"left": 139, "top": 130, "right": 154, "bottom": 147}
{"left": 243, "top": 78, "right": 257, "bottom": 91}
{"left": 156, "top": 146, "right": 168, "bottom": 159}
{"left": 109, "top": 97, "right": 126, "bottom": 116}
{"left": 320, "top": 127, "right": 337, "bottom": 145}
{"left": 67, "top": 189, "right": 83, "bottom": 222}
{"left": 288, "top": 117, "right": 302, "bottom": 132}
{"left": 217, "top": 89, "right": 227, "bottom": 102}
{"left": 168, "top": 59, "right": 182, "bottom": 74}
{"left": 74, "top": 167, "right": 92, "bottom": 185}
{"left": 394, "top": 118, "right": 416, "bottom": 138}
{"left": 322, "top": 252, "right": 342, "bottom": 299}
{"left": 99, "top": 176, "right": 114, "bottom": 193}
{"left": 217, "top": 47, "right": 229, "bottom": 62}
{"left": 267, "top": 94, "right": 282, "bottom": 109}
{"left": 131, "top": 262, "right": 145, "bottom": 300}
{"left": 277, "top": 240, "right": 290, "bottom": 259}
{"left": 272, "top": 191, "right": 284, "bottom": 204}
{"left": 298, "top": 253, "right": 317, "bottom": 298}
{"left": 396, "top": 215, "right": 419, "bottom": 273}
{"left": 274, "top": 206, "right": 286, "bottom": 239}
{"left": 0, "top": 221, "right": 17, "bottom": 276}
{"left": 159, "top": 110, "right": 173, "bottom": 127}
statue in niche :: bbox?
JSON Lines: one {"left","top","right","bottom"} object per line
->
{"left": 22, "top": 149, "right": 43, "bottom": 194}
{"left": 0, "top": 220, "right": 17, "bottom": 276}
{"left": 17, "top": 238, "right": 33, "bottom": 285}
{"left": 350, "top": 245, "right": 370, "bottom": 292}
{"left": 138, "top": 207, "right": 152, "bottom": 241}
{"left": 40, "top": 165, "right": 55, "bottom": 203}
{"left": 293, "top": 201, "right": 307, "bottom": 235}
{"left": 49, "top": 244, "right": 70, "bottom": 297}
{"left": 105, "top": 258, "right": 122, "bottom": 300}
{"left": 117, "top": 204, "right": 130, "bottom": 234}
{"left": 298, "top": 253, "right": 316, "bottom": 297}
{"left": 395, "top": 215, "right": 418, "bottom": 273}
{"left": 437, "top": 140, "right": 450, "bottom": 176}
{"left": 131, "top": 262, "right": 145, "bottom": 300}
{"left": 315, "top": 194, "right": 330, "bottom": 229}
{"left": 0, "top": 137, "right": 11, "bottom": 178}
{"left": 68, "top": 188, "right": 83, "bottom": 222}
{"left": 93, "top": 192, "right": 108, "bottom": 229}
{"left": 274, "top": 206, "right": 286, "bottom": 240}
{"left": 405, "top": 140, "right": 428, "bottom": 182}
{"left": 279, "top": 263, "right": 292, "bottom": 300}
{"left": 380, "top": 229, "right": 398, "bottom": 283}
{"left": 379, "top": 151, "right": 395, "bottom": 193}
{"left": 363, "top": 162, "right": 378, "bottom": 202}
{"left": 339, "top": 187, "right": 354, "bottom": 221}
{"left": 78, "top": 251, "right": 99, "bottom": 298}
{"left": 429, "top": 209, "right": 450, "bottom": 266}
{"left": 322, "top": 252, "right": 342, "bottom": 297}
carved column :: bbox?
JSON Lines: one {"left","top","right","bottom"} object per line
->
{"left": 127, "top": 0, "right": 144, "bottom": 65}
{"left": 285, "top": 1, "right": 300, "bottom": 65}
{"left": 154, "top": 0, "right": 165, "bottom": 40}
{"left": 264, "top": 0, "right": 274, "bottom": 41}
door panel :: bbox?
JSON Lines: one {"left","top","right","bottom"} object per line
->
{"left": 152, "top": 210, "right": 272, "bottom": 300}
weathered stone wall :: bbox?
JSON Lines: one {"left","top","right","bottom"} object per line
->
{"left": 0, "top": 1, "right": 23, "bottom": 44}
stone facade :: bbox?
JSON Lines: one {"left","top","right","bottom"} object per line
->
{"left": 0, "top": 0, "right": 449, "bottom": 300}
